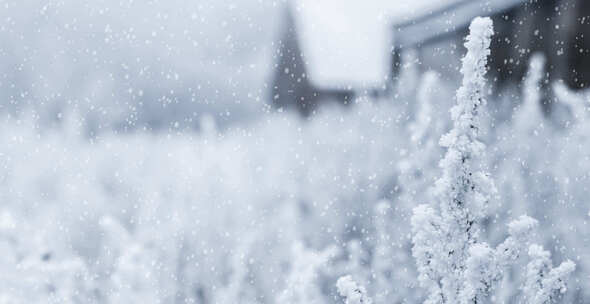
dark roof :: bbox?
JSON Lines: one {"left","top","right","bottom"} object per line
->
{"left": 392, "top": 0, "right": 525, "bottom": 48}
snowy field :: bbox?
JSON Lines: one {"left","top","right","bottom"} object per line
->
{"left": 1, "top": 1, "right": 590, "bottom": 304}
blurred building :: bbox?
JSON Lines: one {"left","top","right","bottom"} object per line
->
{"left": 271, "top": 1, "right": 393, "bottom": 115}
{"left": 273, "top": 0, "right": 590, "bottom": 114}
{"left": 393, "top": 0, "right": 590, "bottom": 94}
{"left": 271, "top": 5, "right": 352, "bottom": 116}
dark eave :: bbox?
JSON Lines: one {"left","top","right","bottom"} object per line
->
{"left": 392, "top": 0, "right": 524, "bottom": 48}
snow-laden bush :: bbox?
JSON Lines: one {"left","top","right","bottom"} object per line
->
{"left": 492, "top": 52, "right": 587, "bottom": 302}
{"left": 336, "top": 275, "right": 373, "bottom": 304}
{"left": 411, "top": 17, "right": 498, "bottom": 303}
{"left": 0, "top": 98, "right": 409, "bottom": 303}
{"left": 277, "top": 243, "right": 338, "bottom": 304}
{"left": 523, "top": 244, "right": 576, "bottom": 304}
{"left": 410, "top": 17, "right": 574, "bottom": 304}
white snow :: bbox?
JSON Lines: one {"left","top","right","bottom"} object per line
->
{"left": 292, "top": 0, "right": 461, "bottom": 89}
{"left": 293, "top": 0, "right": 393, "bottom": 89}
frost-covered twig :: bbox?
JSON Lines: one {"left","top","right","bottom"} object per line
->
{"left": 553, "top": 81, "right": 589, "bottom": 124}
{"left": 522, "top": 244, "right": 576, "bottom": 304}
{"left": 411, "top": 17, "right": 575, "bottom": 304}
{"left": 336, "top": 275, "right": 373, "bottom": 304}
{"left": 495, "top": 215, "right": 538, "bottom": 266}
{"left": 411, "top": 16, "right": 496, "bottom": 304}
{"left": 214, "top": 233, "right": 257, "bottom": 304}
{"left": 372, "top": 201, "right": 395, "bottom": 302}
{"left": 411, "top": 204, "right": 444, "bottom": 304}
{"left": 410, "top": 71, "right": 440, "bottom": 144}
{"left": 460, "top": 243, "right": 500, "bottom": 303}
{"left": 460, "top": 215, "right": 541, "bottom": 303}
{"left": 277, "top": 242, "right": 337, "bottom": 303}
{"left": 515, "top": 53, "right": 546, "bottom": 135}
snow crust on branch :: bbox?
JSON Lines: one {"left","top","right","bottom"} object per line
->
{"left": 410, "top": 71, "right": 439, "bottom": 144}
{"left": 523, "top": 245, "right": 576, "bottom": 304}
{"left": 277, "top": 242, "right": 337, "bottom": 304}
{"left": 411, "top": 16, "right": 496, "bottom": 304}
{"left": 336, "top": 275, "right": 373, "bottom": 304}
{"left": 516, "top": 53, "right": 546, "bottom": 135}
{"left": 495, "top": 215, "right": 538, "bottom": 265}
{"left": 411, "top": 17, "right": 575, "bottom": 304}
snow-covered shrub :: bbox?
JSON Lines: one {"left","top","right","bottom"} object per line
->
{"left": 515, "top": 53, "right": 547, "bottom": 135}
{"left": 394, "top": 48, "right": 421, "bottom": 122}
{"left": 277, "top": 243, "right": 338, "bottom": 304}
{"left": 0, "top": 210, "right": 94, "bottom": 303}
{"left": 553, "top": 81, "right": 588, "bottom": 125}
{"left": 493, "top": 53, "right": 551, "bottom": 216}
{"left": 371, "top": 200, "right": 417, "bottom": 303}
{"left": 410, "top": 71, "right": 444, "bottom": 144}
{"left": 399, "top": 70, "right": 447, "bottom": 211}
{"left": 548, "top": 82, "right": 590, "bottom": 301}
{"left": 0, "top": 95, "right": 410, "bottom": 303}
{"left": 484, "top": 53, "right": 590, "bottom": 303}
{"left": 411, "top": 17, "right": 497, "bottom": 303}
{"left": 336, "top": 275, "right": 373, "bottom": 304}
{"left": 522, "top": 245, "right": 575, "bottom": 304}
{"left": 371, "top": 201, "right": 394, "bottom": 303}
{"left": 411, "top": 17, "right": 574, "bottom": 304}
{"left": 377, "top": 71, "right": 447, "bottom": 304}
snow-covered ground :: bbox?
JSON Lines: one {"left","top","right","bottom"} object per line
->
{"left": 1, "top": 50, "right": 589, "bottom": 301}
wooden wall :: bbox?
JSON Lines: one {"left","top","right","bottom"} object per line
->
{"left": 489, "top": 0, "right": 590, "bottom": 90}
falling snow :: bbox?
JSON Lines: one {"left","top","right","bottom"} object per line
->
{"left": 0, "top": 1, "right": 589, "bottom": 303}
